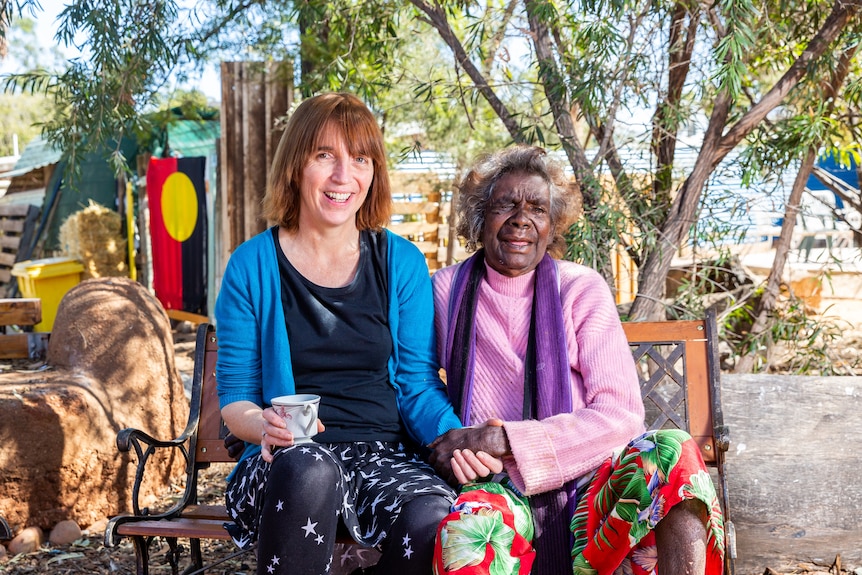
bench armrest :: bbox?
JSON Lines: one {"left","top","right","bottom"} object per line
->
{"left": 109, "top": 325, "right": 215, "bottom": 547}
{"left": 105, "top": 424, "right": 199, "bottom": 547}
{"left": 0, "top": 516, "right": 11, "bottom": 541}
{"left": 115, "top": 423, "right": 198, "bottom": 516}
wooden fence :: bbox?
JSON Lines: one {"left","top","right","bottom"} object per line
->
{"left": 218, "top": 61, "right": 293, "bottom": 269}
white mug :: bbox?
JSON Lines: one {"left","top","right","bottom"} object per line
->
{"left": 271, "top": 394, "right": 321, "bottom": 443}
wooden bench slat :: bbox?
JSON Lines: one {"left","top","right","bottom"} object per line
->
{"left": 181, "top": 505, "right": 230, "bottom": 520}
{"left": 621, "top": 318, "right": 706, "bottom": 341}
{"left": 0, "top": 298, "right": 41, "bottom": 326}
{"left": 116, "top": 518, "right": 232, "bottom": 540}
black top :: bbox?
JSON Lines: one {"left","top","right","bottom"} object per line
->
{"left": 274, "top": 227, "right": 406, "bottom": 443}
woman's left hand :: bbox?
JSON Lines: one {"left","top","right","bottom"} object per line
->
{"left": 261, "top": 408, "right": 326, "bottom": 463}
{"left": 451, "top": 449, "right": 504, "bottom": 485}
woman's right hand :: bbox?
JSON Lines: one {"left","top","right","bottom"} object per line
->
{"left": 259, "top": 407, "right": 282, "bottom": 462}
{"left": 451, "top": 449, "right": 504, "bottom": 485}
{"left": 260, "top": 408, "right": 326, "bottom": 463}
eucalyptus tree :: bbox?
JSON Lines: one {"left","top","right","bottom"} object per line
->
{"left": 400, "top": 0, "right": 862, "bottom": 320}
{"left": 2, "top": 0, "right": 860, "bottom": 324}
{"left": 733, "top": 30, "right": 861, "bottom": 372}
{"left": 0, "top": 15, "right": 61, "bottom": 156}
{"left": 1, "top": 0, "right": 427, "bottom": 175}
{"left": 2, "top": 0, "right": 198, "bottom": 178}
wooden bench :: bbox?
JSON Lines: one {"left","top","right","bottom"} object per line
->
{"left": 105, "top": 309, "right": 734, "bottom": 575}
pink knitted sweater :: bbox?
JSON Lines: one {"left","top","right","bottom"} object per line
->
{"left": 432, "top": 258, "right": 645, "bottom": 496}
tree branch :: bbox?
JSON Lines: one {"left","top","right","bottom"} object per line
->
{"left": 717, "top": 0, "right": 859, "bottom": 156}
{"left": 408, "top": 0, "right": 523, "bottom": 141}
{"left": 631, "top": 0, "right": 859, "bottom": 320}
{"left": 523, "top": 0, "right": 596, "bottom": 203}
{"left": 481, "top": 0, "right": 519, "bottom": 74}
{"left": 651, "top": 0, "right": 698, "bottom": 207}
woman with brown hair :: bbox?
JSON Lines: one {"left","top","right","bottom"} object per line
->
{"left": 215, "top": 92, "right": 462, "bottom": 575}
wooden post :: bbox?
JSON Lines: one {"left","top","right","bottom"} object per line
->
{"left": 218, "top": 61, "right": 293, "bottom": 284}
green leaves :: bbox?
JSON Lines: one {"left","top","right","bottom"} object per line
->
{"left": 1, "top": 0, "right": 859, "bottom": 327}
{"left": 3, "top": 0, "right": 202, "bottom": 184}
{"left": 712, "top": 0, "right": 759, "bottom": 98}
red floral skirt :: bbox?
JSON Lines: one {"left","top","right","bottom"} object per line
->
{"left": 571, "top": 429, "right": 725, "bottom": 575}
{"left": 434, "top": 429, "right": 725, "bottom": 575}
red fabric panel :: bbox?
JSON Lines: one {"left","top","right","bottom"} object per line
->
{"left": 146, "top": 157, "right": 183, "bottom": 310}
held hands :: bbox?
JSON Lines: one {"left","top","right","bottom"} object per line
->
{"left": 451, "top": 448, "right": 504, "bottom": 485}
{"left": 224, "top": 432, "right": 244, "bottom": 460}
{"left": 428, "top": 418, "right": 509, "bottom": 486}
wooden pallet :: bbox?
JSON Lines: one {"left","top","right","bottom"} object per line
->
{"left": 388, "top": 173, "right": 447, "bottom": 272}
{"left": 0, "top": 204, "right": 40, "bottom": 286}
{"left": 0, "top": 298, "right": 47, "bottom": 359}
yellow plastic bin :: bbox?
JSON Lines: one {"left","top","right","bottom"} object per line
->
{"left": 11, "top": 257, "right": 85, "bottom": 332}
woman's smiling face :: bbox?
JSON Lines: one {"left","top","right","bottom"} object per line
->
{"left": 298, "top": 123, "right": 374, "bottom": 231}
{"left": 481, "top": 170, "right": 553, "bottom": 277}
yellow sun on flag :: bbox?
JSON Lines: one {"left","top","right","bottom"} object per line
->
{"left": 161, "top": 171, "right": 199, "bottom": 242}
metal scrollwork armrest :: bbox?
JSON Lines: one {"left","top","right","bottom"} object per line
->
{"left": 116, "top": 424, "right": 196, "bottom": 517}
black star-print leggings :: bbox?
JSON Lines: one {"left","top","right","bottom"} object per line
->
{"left": 225, "top": 441, "right": 456, "bottom": 575}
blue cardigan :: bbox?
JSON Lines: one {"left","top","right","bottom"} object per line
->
{"left": 215, "top": 227, "right": 462, "bottom": 464}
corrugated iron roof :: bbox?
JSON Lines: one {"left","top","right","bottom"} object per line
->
{"left": 0, "top": 136, "right": 63, "bottom": 179}
{"left": 156, "top": 120, "right": 220, "bottom": 158}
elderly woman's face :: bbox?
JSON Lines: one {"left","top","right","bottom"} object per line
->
{"left": 481, "top": 171, "right": 553, "bottom": 277}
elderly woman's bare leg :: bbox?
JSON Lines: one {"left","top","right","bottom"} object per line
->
{"left": 655, "top": 498, "right": 709, "bottom": 575}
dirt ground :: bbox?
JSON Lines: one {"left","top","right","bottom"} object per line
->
{"left": 2, "top": 314, "right": 860, "bottom": 575}
{"left": 0, "top": 324, "right": 247, "bottom": 575}
{"left": 0, "top": 464, "right": 248, "bottom": 575}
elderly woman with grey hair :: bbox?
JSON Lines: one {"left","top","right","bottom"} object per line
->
{"left": 428, "top": 145, "right": 725, "bottom": 575}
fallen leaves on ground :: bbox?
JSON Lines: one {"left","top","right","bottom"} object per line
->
{"left": 0, "top": 464, "right": 251, "bottom": 575}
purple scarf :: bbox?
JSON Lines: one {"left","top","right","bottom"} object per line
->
{"left": 445, "top": 251, "right": 577, "bottom": 575}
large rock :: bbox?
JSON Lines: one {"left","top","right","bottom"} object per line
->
{"left": 0, "top": 277, "right": 187, "bottom": 532}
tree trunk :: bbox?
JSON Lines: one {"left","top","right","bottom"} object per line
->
{"left": 409, "top": 0, "right": 523, "bottom": 142}
{"left": 628, "top": 91, "right": 731, "bottom": 320}
{"left": 628, "top": 0, "right": 857, "bottom": 321}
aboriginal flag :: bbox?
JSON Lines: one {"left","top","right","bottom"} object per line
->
{"left": 146, "top": 156, "right": 207, "bottom": 315}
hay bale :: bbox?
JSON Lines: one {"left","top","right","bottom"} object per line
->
{"left": 59, "top": 201, "right": 128, "bottom": 279}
